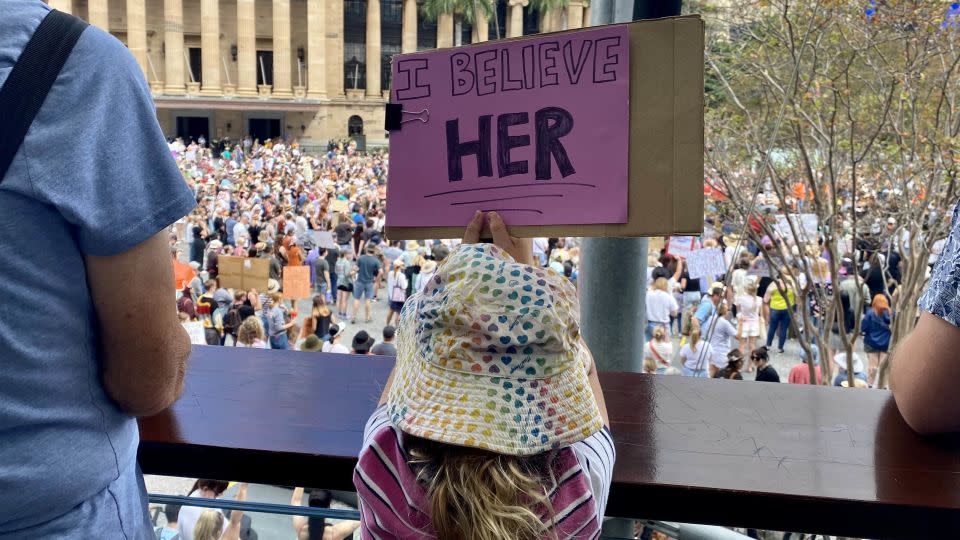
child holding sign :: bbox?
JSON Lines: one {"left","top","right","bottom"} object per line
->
{"left": 354, "top": 212, "right": 613, "bottom": 539}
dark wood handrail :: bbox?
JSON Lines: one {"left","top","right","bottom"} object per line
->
{"left": 138, "top": 346, "right": 960, "bottom": 538}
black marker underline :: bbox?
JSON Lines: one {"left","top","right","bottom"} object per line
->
{"left": 450, "top": 194, "right": 564, "bottom": 206}
{"left": 480, "top": 208, "right": 544, "bottom": 215}
{"left": 424, "top": 182, "right": 597, "bottom": 198}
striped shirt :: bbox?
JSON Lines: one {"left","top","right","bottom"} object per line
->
{"left": 353, "top": 406, "right": 615, "bottom": 539}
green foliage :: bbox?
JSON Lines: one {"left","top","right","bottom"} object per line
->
{"left": 421, "top": 0, "right": 495, "bottom": 23}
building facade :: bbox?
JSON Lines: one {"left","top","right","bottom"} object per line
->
{"left": 51, "top": 0, "right": 590, "bottom": 147}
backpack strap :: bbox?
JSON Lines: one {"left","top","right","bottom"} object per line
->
{"left": 0, "top": 10, "right": 88, "bottom": 182}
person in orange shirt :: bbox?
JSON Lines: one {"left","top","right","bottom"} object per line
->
{"left": 287, "top": 236, "right": 304, "bottom": 268}
{"left": 788, "top": 348, "right": 822, "bottom": 385}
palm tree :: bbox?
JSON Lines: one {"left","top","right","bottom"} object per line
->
{"left": 422, "top": 0, "right": 495, "bottom": 45}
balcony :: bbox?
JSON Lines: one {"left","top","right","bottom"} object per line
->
{"left": 139, "top": 346, "right": 960, "bottom": 538}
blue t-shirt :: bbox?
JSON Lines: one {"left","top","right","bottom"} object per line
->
{"left": 693, "top": 296, "right": 716, "bottom": 325}
{"left": 0, "top": 3, "right": 197, "bottom": 535}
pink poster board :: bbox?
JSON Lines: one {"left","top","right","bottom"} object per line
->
{"left": 386, "top": 25, "right": 630, "bottom": 227}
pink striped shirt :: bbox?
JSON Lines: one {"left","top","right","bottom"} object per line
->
{"left": 353, "top": 406, "right": 615, "bottom": 539}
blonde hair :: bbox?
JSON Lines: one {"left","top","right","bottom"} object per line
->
{"left": 194, "top": 510, "right": 224, "bottom": 540}
{"left": 652, "top": 325, "right": 667, "bottom": 342}
{"left": 689, "top": 320, "right": 702, "bottom": 352}
{"left": 408, "top": 437, "right": 557, "bottom": 540}
{"left": 652, "top": 277, "right": 669, "bottom": 292}
{"left": 643, "top": 356, "right": 657, "bottom": 374}
{"left": 237, "top": 317, "right": 264, "bottom": 345}
{"left": 745, "top": 281, "right": 759, "bottom": 296}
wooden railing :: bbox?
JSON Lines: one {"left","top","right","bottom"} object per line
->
{"left": 138, "top": 346, "right": 960, "bottom": 538}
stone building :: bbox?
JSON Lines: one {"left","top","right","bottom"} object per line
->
{"left": 51, "top": 0, "right": 590, "bottom": 148}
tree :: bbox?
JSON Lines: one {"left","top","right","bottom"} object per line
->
{"left": 704, "top": 0, "right": 960, "bottom": 387}
{"left": 422, "top": 0, "right": 495, "bottom": 45}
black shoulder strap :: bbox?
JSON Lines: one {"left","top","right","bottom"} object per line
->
{"left": 0, "top": 10, "right": 88, "bottom": 182}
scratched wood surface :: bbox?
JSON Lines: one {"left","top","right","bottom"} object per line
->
{"left": 139, "top": 346, "right": 960, "bottom": 538}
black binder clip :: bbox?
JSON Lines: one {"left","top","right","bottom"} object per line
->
{"left": 385, "top": 103, "right": 429, "bottom": 132}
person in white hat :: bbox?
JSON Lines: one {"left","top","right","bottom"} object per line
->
{"left": 354, "top": 212, "right": 612, "bottom": 540}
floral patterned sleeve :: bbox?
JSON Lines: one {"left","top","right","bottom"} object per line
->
{"left": 919, "top": 203, "right": 960, "bottom": 326}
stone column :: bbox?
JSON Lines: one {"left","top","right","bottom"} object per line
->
{"left": 401, "top": 0, "right": 418, "bottom": 53}
{"left": 273, "top": 0, "right": 293, "bottom": 97}
{"left": 237, "top": 0, "right": 257, "bottom": 96}
{"left": 87, "top": 0, "right": 109, "bottom": 30}
{"left": 199, "top": 0, "right": 221, "bottom": 94}
{"left": 474, "top": 11, "right": 489, "bottom": 42}
{"left": 365, "top": 0, "right": 381, "bottom": 97}
{"left": 582, "top": 3, "right": 592, "bottom": 27}
{"left": 307, "top": 0, "right": 327, "bottom": 98}
{"left": 163, "top": 0, "right": 185, "bottom": 94}
{"left": 437, "top": 13, "right": 453, "bottom": 48}
{"left": 566, "top": 0, "right": 584, "bottom": 29}
{"left": 507, "top": 0, "right": 526, "bottom": 37}
{"left": 48, "top": 0, "right": 71, "bottom": 13}
{"left": 126, "top": 0, "right": 148, "bottom": 78}
{"left": 326, "top": 0, "right": 344, "bottom": 96}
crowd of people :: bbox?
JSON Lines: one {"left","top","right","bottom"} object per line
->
{"left": 641, "top": 211, "right": 918, "bottom": 387}
{"left": 167, "top": 136, "right": 584, "bottom": 361}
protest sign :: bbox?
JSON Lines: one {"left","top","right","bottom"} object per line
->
{"left": 219, "top": 256, "right": 270, "bottom": 292}
{"left": 686, "top": 247, "right": 726, "bottom": 280}
{"left": 182, "top": 321, "right": 206, "bottom": 346}
{"left": 283, "top": 266, "right": 311, "bottom": 300}
{"left": 385, "top": 16, "right": 705, "bottom": 240}
{"left": 665, "top": 236, "right": 700, "bottom": 259}
{"left": 774, "top": 214, "right": 818, "bottom": 242}
{"left": 331, "top": 199, "right": 350, "bottom": 214}
{"left": 311, "top": 230, "right": 339, "bottom": 250}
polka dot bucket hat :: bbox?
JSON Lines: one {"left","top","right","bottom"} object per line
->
{"left": 387, "top": 243, "right": 603, "bottom": 455}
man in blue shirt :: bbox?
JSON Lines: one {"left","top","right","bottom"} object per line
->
{"left": 694, "top": 285, "right": 723, "bottom": 326}
{"left": 0, "top": 4, "right": 196, "bottom": 536}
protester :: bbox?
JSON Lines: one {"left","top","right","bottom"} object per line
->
{"left": 352, "top": 244, "right": 382, "bottom": 323}
{"left": 155, "top": 504, "right": 182, "bottom": 540}
{"left": 311, "top": 294, "right": 336, "bottom": 340}
{"left": 764, "top": 277, "right": 796, "bottom": 353}
{"left": 335, "top": 251, "right": 355, "bottom": 318}
{"left": 299, "top": 334, "right": 324, "bottom": 352}
{"left": 788, "top": 348, "right": 822, "bottom": 385}
{"left": 290, "top": 487, "right": 360, "bottom": 540}
{"left": 703, "top": 303, "right": 738, "bottom": 378}
{"left": 386, "top": 259, "right": 408, "bottom": 326}
{"left": 862, "top": 293, "right": 893, "bottom": 384}
{"left": 235, "top": 317, "right": 268, "bottom": 349}
{"left": 644, "top": 325, "right": 674, "bottom": 374}
{"left": 0, "top": 6, "right": 201, "bottom": 536}
{"left": 646, "top": 277, "right": 680, "bottom": 341}
{"left": 177, "top": 481, "right": 249, "bottom": 540}
{"left": 322, "top": 324, "right": 350, "bottom": 354}
{"left": 751, "top": 347, "right": 781, "bottom": 382}
{"left": 714, "top": 350, "right": 745, "bottom": 380}
{"left": 735, "top": 281, "right": 763, "bottom": 366}
{"left": 355, "top": 211, "right": 612, "bottom": 539}
{"left": 694, "top": 284, "right": 724, "bottom": 326}
{"left": 679, "top": 322, "right": 713, "bottom": 378}
{"left": 351, "top": 330, "right": 375, "bottom": 355}
{"left": 313, "top": 247, "right": 331, "bottom": 299}
{"left": 833, "top": 351, "right": 869, "bottom": 387}
{"left": 267, "top": 292, "right": 294, "bottom": 349}
{"left": 415, "top": 259, "right": 438, "bottom": 295}
{"left": 370, "top": 326, "right": 397, "bottom": 356}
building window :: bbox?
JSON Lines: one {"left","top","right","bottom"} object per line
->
{"left": 524, "top": 7, "right": 541, "bottom": 35}
{"left": 381, "top": 0, "right": 402, "bottom": 91}
{"left": 489, "top": 2, "right": 507, "bottom": 39}
{"left": 188, "top": 47, "right": 202, "bottom": 83}
{"left": 344, "top": 0, "right": 367, "bottom": 90}
{"left": 348, "top": 115, "right": 364, "bottom": 136}
{"left": 416, "top": 0, "right": 437, "bottom": 50}
{"left": 256, "top": 50, "right": 274, "bottom": 86}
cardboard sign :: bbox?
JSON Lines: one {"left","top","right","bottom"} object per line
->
{"left": 311, "top": 230, "right": 339, "bottom": 250}
{"left": 387, "top": 25, "right": 630, "bottom": 228}
{"left": 686, "top": 247, "right": 726, "bottom": 280}
{"left": 665, "top": 236, "right": 700, "bottom": 259}
{"left": 182, "top": 321, "right": 207, "bottom": 345}
{"left": 282, "top": 266, "right": 312, "bottom": 300}
{"left": 331, "top": 199, "right": 350, "bottom": 214}
{"left": 218, "top": 256, "right": 270, "bottom": 292}
{"left": 385, "top": 16, "right": 704, "bottom": 240}
{"left": 774, "top": 213, "right": 818, "bottom": 242}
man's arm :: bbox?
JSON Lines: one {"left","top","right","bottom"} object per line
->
{"left": 85, "top": 231, "right": 192, "bottom": 417}
{"left": 890, "top": 312, "right": 960, "bottom": 434}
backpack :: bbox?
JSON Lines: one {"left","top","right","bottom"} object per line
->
{"left": 222, "top": 306, "right": 242, "bottom": 338}
{"left": 680, "top": 304, "right": 699, "bottom": 336}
